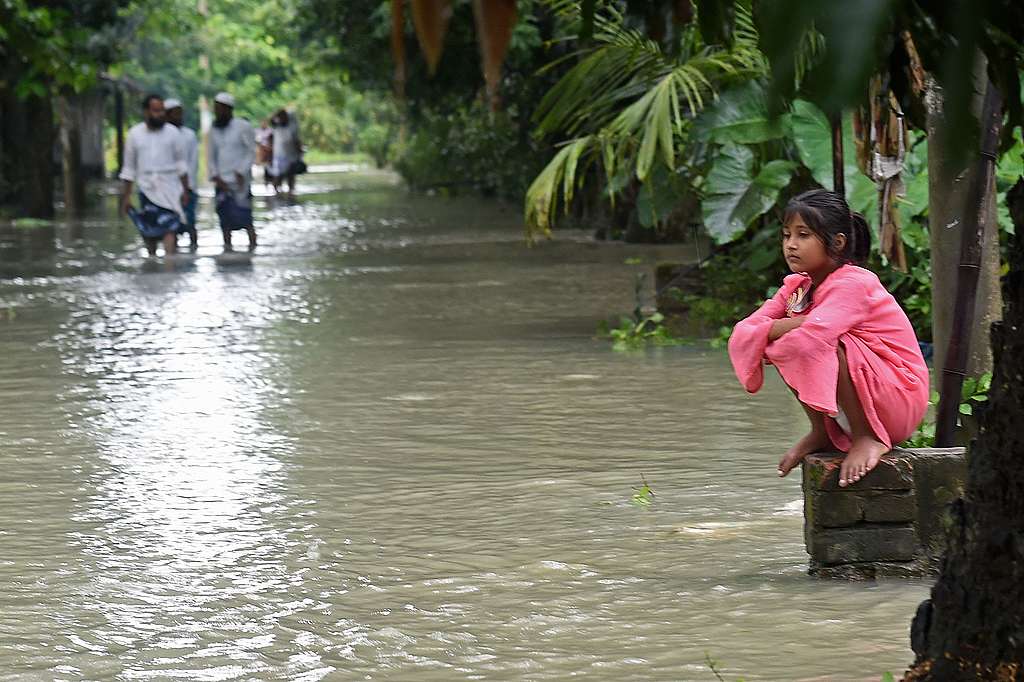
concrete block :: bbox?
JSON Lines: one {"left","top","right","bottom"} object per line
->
{"left": 809, "top": 526, "right": 918, "bottom": 565}
{"left": 802, "top": 447, "right": 966, "bottom": 579}
{"left": 803, "top": 451, "right": 913, "bottom": 491}
{"left": 811, "top": 560, "right": 931, "bottom": 580}
{"left": 810, "top": 491, "right": 863, "bottom": 527}
{"left": 909, "top": 447, "right": 967, "bottom": 561}
{"left": 862, "top": 491, "right": 917, "bottom": 523}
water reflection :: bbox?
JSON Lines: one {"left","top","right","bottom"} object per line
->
{"left": 53, "top": 262, "right": 300, "bottom": 676}
{"left": 0, "top": 222, "right": 58, "bottom": 277}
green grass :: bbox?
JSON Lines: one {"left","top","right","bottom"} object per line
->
{"left": 302, "top": 150, "right": 372, "bottom": 166}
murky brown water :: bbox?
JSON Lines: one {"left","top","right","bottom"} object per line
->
{"left": 0, "top": 166, "right": 927, "bottom": 680}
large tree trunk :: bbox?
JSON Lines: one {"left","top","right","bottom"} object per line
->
{"left": 926, "top": 61, "right": 1002, "bottom": 377}
{"left": 0, "top": 64, "right": 56, "bottom": 218}
{"left": 907, "top": 179, "right": 1024, "bottom": 679}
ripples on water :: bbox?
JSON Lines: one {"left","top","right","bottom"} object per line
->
{"left": 0, "top": 168, "right": 927, "bottom": 680}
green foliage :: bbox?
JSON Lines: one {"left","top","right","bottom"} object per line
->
{"left": 786, "top": 99, "right": 878, "bottom": 226}
{"left": 701, "top": 144, "right": 795, "bottom": 243}
{"left": 902, "top": 374, "right": 993, "bottom": 448}
{"left": 357, "top": 123, "right": 393, "bottom": 168}
{"left": 525, "top": 2, "right": 766, "bottom": 239}
{"left": 630, "top": 475, "right": 655, "bottom": 506}
{"left": 665, "top": 221, "right": 788, "bottom": 332}
{"left": 107, "top": 0, "right": 398, "bottom": 158}
{"left": 693, "top": 81, "right": 789, "bottom": 145}
{"left": 878, "top": 256, "right": 932, "bottom": 342}
{"left": 602, "top": 312, "right": 690, "bottom": 351}
{"left": 958, "top": 372, "right": 992, "bottom": 417}
{"left": 393, "top": 101, "right": 544, "bottom": 200}
{"left": 0, "top": 0, "right": 137, "bottom": 94}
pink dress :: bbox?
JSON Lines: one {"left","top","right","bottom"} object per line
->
{"left": 728, "top": 264, "right": 929, "bottom": 451}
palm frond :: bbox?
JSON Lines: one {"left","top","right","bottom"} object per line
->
{"left": 524, "top": 136, "right": 597, "bottom": 242}
{"left": 525, "top": 1, "right": 770, "bottom": 237}
{"left": 793, "top": 23, "right": 825, "bottom": 89}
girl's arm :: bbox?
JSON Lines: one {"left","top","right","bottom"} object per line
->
{"left": 768, "top": 316, "right": 804, "bottom": 341}
{"left": 727, "top": 278, "right": 802, "bottom": 394}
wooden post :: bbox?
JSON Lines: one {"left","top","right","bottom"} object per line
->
{"left": 114, "top": 86, "right": 125, "bottom": 177}
{"left": 830, "top": 112, "right": 844, "bottom": 197}
{"left": 934, "top": 82, "right": 1003, "bottom": 447}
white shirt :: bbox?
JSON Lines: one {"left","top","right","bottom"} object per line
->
{"left": 119, "top": 122, "right": 187, "bottom": 219}
{"left": 176, "top": 125, "right": 199, "bottom": 191}
{"left": 208, "top": 116, "right": 255, "bottom": 182}
{"left": 119, "top": 122, "right": 186, "bottom": 182}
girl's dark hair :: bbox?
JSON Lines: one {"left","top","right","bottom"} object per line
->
{"left": 783, "top": 189, "right": 871, "bottom": 265}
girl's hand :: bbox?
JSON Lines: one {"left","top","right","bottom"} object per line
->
{"left": 768, "top": 316, "right": 805, "bottom": 342}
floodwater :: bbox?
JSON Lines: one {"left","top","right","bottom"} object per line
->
{"left": 0, "top": 166, "right": 928, "bottom": 680}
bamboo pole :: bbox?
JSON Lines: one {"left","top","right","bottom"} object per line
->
{"left": 934, "top": 82, "right": 1003, "bottom": 447}
{"left": 830, "top": 112, "right": 844, "bottom": 197}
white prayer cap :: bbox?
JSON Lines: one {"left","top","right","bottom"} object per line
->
{"left": 164, "top": 98, "right": 182, "bottom": 111}
{"left": 213, "top": 92, "right": 235, "bottom": 107}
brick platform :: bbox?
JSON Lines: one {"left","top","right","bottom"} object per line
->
{"left": 802, "top": 447, "right": 967, "bottom": 579}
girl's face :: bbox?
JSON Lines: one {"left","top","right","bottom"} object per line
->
{"left": 781, "top": 213, "right": 833, "bottom": 275}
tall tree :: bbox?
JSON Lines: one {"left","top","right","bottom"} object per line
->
{"left": 0, "top": 0, "right": 141, "bottom": 217}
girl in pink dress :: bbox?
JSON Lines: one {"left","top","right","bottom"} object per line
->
{"left": 728, "top": 189, "right": 929, "bottom": 487}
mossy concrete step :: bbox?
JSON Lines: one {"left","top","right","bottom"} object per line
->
{"left": 802, "top": 447, "right": 966, "bottom": 578}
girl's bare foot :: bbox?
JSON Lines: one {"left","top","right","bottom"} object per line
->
{"left": 778, "top": 430, "right": 831, "bottom": 477}
{"left": 838, "top": 437, "right": 889, "bottom": 487}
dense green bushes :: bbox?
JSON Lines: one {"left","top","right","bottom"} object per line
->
{"left": 392, "top": 101, "right": 546, "bottom": 201}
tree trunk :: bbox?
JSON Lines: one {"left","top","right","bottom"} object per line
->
{"left": 58, "top": 95, "right": 86, "bottom": 218}
{"left": 927, "top": 61, "right": 1002, "bottom": 377}
{"left": 907, "top": 178, "right": 1024, "bottom": 679}
{"left": 0, "top": 61, "right": 56, "bottom": 218}
{"left": 114, "top": 87, "right": 126, "bottom": 178}
{"left": 22, "top": 93, "right": 56, "bottom": 219}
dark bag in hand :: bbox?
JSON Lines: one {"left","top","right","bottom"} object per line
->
{"left": 288, "top": 159, "right": 308, "bottom": 176}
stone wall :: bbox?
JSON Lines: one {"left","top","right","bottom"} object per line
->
{"left": 802, "top": 447, "right": 967, "bottom": 579}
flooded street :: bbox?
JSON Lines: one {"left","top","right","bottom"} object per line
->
{"left": 0, "top": 166, "right": 927, "bottom": 680}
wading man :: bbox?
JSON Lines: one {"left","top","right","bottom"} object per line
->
{"left": 119, "top": 94, "right": 189, "bottom": 256}
{"left": 207, "top": 92, "right": 256, "bottom": 251}
{"left": 164, "top": 98, "right": 200, "bottom": 250}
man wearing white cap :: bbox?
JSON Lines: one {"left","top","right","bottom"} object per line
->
{"left": 119, "top": 93, "right": 189, "bottom": 256}
{"left": 208, "top": 91, "right": 257, "bottom": 250}
{"left": 165, "top": 98, "right": 199, "bottom": 250}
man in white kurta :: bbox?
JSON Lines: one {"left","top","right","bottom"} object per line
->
{"left": 208, "top": 92, "right": 257, "bottom": 250}
{"left": 165, "top": 98, "right": 200, "bottom": 250}
{"left": 119, "top": 94, "right": 189, "bottom": 256}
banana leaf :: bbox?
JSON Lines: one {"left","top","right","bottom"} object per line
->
{"left": 701, "top": 143, "right": 795, "bottom": 243}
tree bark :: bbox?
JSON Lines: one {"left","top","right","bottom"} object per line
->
{"left": 58, "top": 95, "right": 86, "bottom": 218}
{"left": 927, "top": 61, "right": 1002, "bottom": 377}
{"left": 907, "top": 177, "right": 1024, "bottom": 680}
{"left": 0, "top": 61, "right": 56, "bottom": 218}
